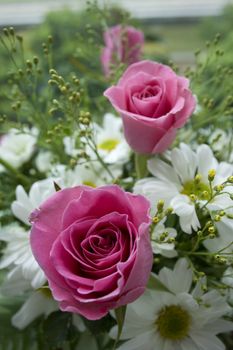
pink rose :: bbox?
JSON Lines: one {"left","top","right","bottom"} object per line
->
{"left": 101, "top": 25, "right": 144, "bottom": 76}
{"left": 30, "top": 185, "right": 152, "bottom": 320}
{"left": 104, "top": 60, "right": 196, "bottom": 154}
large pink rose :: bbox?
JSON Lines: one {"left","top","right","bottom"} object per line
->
{"left": 101, "top": 25, "right": 144, "bottom": 76}
{"left": 30, "top": 185, "right": 152, "bottom": 320}
{"left": 104, "top": 60, "right": 196, "bottom": 154}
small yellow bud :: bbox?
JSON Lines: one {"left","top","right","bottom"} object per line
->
{"left": 49, "top": 69, "right": 57, "bottom": 75}
{"left": 159, "top": 235, "right": 166, "bottom": 242}
{"left": 194, "top": 174, "right": 202, "bottom": 183}
{"left": 48, "top": 108, "right": 57, "bottom": 115}
{"left": 152, "top": 216, "right": 159, "bottom": 224}
{"left": 82, "top": 118, "right": 90, "bottom": 125}
{"left": 165, "top": 207, "right": 173, "bottom": 215}
{"left": 69, "top": 159, "right": 77, "bottom": 167}
{"left": 48, "top": 35, "right": 53, "bottom": 43}
{"left": 26, "top": 59, "right": 32, "bottom": 68}
{"left": 199, "top": 272, "right": 205, "bottom": 277}
{"left": 3, "top": 28, "right": 9, "bottom": 36}
{"left": 202, "top": 190, "right": 209, "bottom": 199}
{"left": 190, "top": 194, "right": 197, "bottom": 201}
{"left": 208, "top": 226, "right": 215, "bottom": 234}
{"left": 74, "top": 92, "right": 80, "bottom": 102}
{"left": 60, "top": 86, "right": 67, "bottom": 93}
{"left": 206, "top": 221, "right": 212, "bottom": 227}
{"left": 9, "top": 27, "right": 15, "bottom": 36}
{"left": 214, "top": 184, "right": 224, "bottom": 192}
{"left": 208, "top": 169, "right": 216, "bottom": 181}
{"left": 153, "top": 257, "right": 160, "bottom": 264}
{"left": 201, "top": 285, "right": 208, "bottom": 292}
{"left": 218, "top": 258, "right": 227, "bottom": 264}
{"left": 33, "top": 56, "right": 39, "bottom": 65}
{"left": 227, "top": 176, "right": 233, "bottom": 183}
{"left": 157, "top": 200, "right": 164, "bottom": 212}
{"left": 214, "top": 215, "right": 221, "bottom": 222}
{"left": 16, "top": 34, "right": 23, "bottom": 42}
{"left": 48, "top": 79, "right": 57, "bottom": 85}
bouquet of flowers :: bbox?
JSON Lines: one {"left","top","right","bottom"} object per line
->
{"left": 0, "top": 3, "right": 233, "bottom": 350}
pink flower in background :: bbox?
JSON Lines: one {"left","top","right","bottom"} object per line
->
{"left": 101, "top": 25, "right": 144, "bottom": 76}
{"left": 104, "top": 60, "right": 196, "bottom": 154}
{"left": 30, "top": 185, "right": 152, "bottom": 320}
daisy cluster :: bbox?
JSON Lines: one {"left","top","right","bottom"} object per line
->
{"left": 0, "top": 122, "right": 232, "bottom": 350}
{"left": 0, "top": 19, "right": 233, "bottom": 350}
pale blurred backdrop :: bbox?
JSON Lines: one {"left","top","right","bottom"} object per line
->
{"left": 0, "top": 0, "right": 233, "bottom": 26}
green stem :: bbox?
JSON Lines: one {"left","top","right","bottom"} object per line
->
{"left": 134, "top": 153, "right": 149, "bottom": 179}
{"left": 0, "top": 158, "right": 29, "bottom": 186}
{"left": 86, "top": 137, "right": 115, "bottom": 180}
{"left": 112, "top": 305, "right": 127, "bottom": 350}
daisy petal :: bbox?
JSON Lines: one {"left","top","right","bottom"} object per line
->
{"left": 197, "top": 144, "right": 218, "bottom": 182}
{"left": 117, "top": 331, "right": 156, "bottom": 350}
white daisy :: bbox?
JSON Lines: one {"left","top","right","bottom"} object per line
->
{"left": 110, "top": 259, "right": 233, "bottom": 350}
{"left": 11, "top": 162, "right": 118, "bottom": 229}
{"left": 63, "top": 132, "right": 79, "bottom": 158}
{"left": 1, "top": 179, "right": 57, "bottom": 294}
{"left": 12, "top": 290, "right": 58, "bottom": 330}
{"left": 209, "top": 129, "right": 231, "bottom": 153}
{"left": 0, "top": 223, "right": 46, "bottom": 290}
{"left": 203, "top": 219, "right": 233, "bottom": 254}
{"left": 93, "top": 113, "right": 130, "bottom": 164}
{"left": 134, "top": 143, "right": 233, "bottom": 234}
{"left": 35, "top": 150, "right": 54, "bottom": 173}
{"left": 63, "top": 113, "right": 130, "bottom": 165}
{"left": 50, "top": 162, "right": 115, "bottom": 188}
{"left": 222, "top": 267, "right": 233, "bottom": 305}
{"left": 11, "top": 178, "right": 57, "bottom": 225}
{"left": 0, "top": 128, "right": 37, "bottom": 170}
{"left": 151, "top": 218, "right": 177, "bottom": 258}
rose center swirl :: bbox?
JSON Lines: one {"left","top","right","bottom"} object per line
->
{"left": 134, "top": 85, "right": 161, "bottom": 101}
{"left": 84, "top": 229, "right": 118, "bottom": 256}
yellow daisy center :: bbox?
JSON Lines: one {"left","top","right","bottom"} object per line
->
{"left": 98, "top": 139, "right": 120, "bottom": 152}
{"left": 83, "top": 181, "right": 96, "bottom": 188}
{"left": 181, "top": 179, "right": 211, "bottom": 200}
{"left": 156, "top": 305, "right": 191, "bottom": 340}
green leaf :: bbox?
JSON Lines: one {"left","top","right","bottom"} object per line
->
{"left": 83, "top": 313, "right": 115, "bottom": 335}
{"left": 42, "top": 310, "right": 73, "bottom": 348}
{"left": 112, "top": 305, "right": 127, "bottom": 350}
{"left": 147, "top": 273, "right": 171, "bottom": 293}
